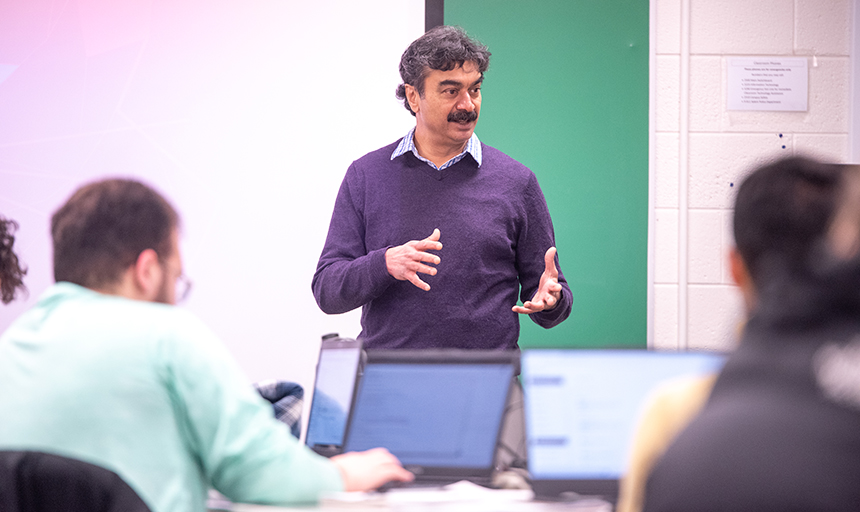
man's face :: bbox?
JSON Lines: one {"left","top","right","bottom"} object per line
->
{"left": 154, "top": 230, "right": 183, "bottom": 305}
{"left": 409, "top": 61, "right": 483, "bottom": 149}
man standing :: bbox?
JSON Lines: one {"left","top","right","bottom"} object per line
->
{"left": 313, "top": 26, "right": 572, "bottom": 349}
{"left": 0, "top": 179, "right": 411, "bottom": 512}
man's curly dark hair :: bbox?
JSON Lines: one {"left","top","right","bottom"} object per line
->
{"left": 395, "top": 25, "right": 491, "bottom": 116}
{"left": 0, "top": 217, "right": 27, "bottom": 304}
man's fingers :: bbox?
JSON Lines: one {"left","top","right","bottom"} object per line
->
{"left": 544, "top": 247, "right": 558, "bottom": 277}
{"left": 415, "top": 229, "right": 443, "bottom": 250}
{"left": 525, "top": 299, "right": 544, "bottom": 310}
{"left": 408, "top": 261, "right": 437, "bottom": 276}
{"left": 424, "top": 228, "right": 441, "bottom": 242}
{"left": 512, "top": 249, "right": 562, "bottom": 315}
{"left": 414, "top": 240, "right": 443, "bottom": 253}
{"left": 410, "top": 246, "right": 441, "bottom": 262}
{"left": 512, "top": 304, "right": 536, "bottom": 315}
{"left": 407, "top": 273, "right": 431, "bottom": 291}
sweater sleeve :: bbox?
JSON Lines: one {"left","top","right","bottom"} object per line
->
{"left": 516, "top": 173, "right": 573, "bottom": 329}
{"left": 312, "top": 164, "right": 398, "bottom": 314}
{"left": 160, "top": 316, "right": 343, "bottom": 505}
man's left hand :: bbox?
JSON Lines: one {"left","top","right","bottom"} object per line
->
{"left": 512, "top": 247, "right": 562, "bottom": 315}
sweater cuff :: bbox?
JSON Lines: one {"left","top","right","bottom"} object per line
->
{"left": 369, "top": 246, "right": 398, "bottom": 285}
{"left": 531, "top": 287, "right": 572, "bottom": 327}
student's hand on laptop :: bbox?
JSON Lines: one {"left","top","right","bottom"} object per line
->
{"left": 331, "top": 448, "right": 414, "bottom": 492}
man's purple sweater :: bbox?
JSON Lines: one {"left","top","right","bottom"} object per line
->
{"left": 312, "top": 140, "right": 572, "bottom": 350}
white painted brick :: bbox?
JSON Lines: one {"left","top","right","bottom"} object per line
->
{"left": 795, "top": 0, "right": 852, "bottom": 55}
{"left": 806, "top": 57, "right": 851, "bottom": 132}
{"left": 655, "top": 208, "right": 679, "bottom": 283}
{"left": 655, "top": 132, "right": 679, "bottom": 208}
{"left": 688, "top": 133, "right": 792, "bottom": 208}
{"left": 656, "top": 55, "right": 680, "bottom": 132}
{"left": 688, "top": 209, "right": 723, "bottom": 284}
{"left": 793, "top": 134, "right": 850, "bottom": 162}
{"left": 651, "top": 0, "right": 853, "bottom": 359}
{"left": 689, "top": 56, "right": 850, "bottom": 133}
{"left": 687, "top": 284, "right": 745, "bottom": 351}
{"left": 721, "top": 209, "right": 735, "bottom": 284}
{"left": 656, "top": 0, "right": 681, "bottom": 54}
{"left": 690, "top": 0, "right": 794, "bottom": 55}
{"left": 654, "top": 284, "right": 679, "bottom": 349}
{"left": 689, "top": 56, "right": 722, "bottom": 132}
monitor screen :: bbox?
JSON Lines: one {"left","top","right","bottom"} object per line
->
{"left": 522, "top": 350, "right": 726, "bottom": 480}
{"left": 305, "top": 346, "right": 362, "bottom": 448}
{"left": 343, "top": 362, "right": 514, "bottom": 468}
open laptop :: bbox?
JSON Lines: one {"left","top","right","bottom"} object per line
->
{"left": 304, "top": 335, "right": 364, "bottom": 457}
{"left": 341, "top": 350, "right": 518, "bottom": 486}
{"left": 521, "top": 349, "right": 727, "bottom": 502}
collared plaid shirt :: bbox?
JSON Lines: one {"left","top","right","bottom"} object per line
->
{"left": 253, "top": 379, "right": 304, "bottom": 439}
{"left": 390, "top": 126, "right": 483, "bottom": 170}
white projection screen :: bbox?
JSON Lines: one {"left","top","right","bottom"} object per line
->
{"left": 0, "top": 0, "right": 424, "bottom": 398}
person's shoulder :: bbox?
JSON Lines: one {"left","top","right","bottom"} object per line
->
{"left": 478, "top": 142, "right": 542, "bottom": 193}
{"left": 23, "top": 284, "right": 219, "bottom": 359}
{"left": 97, "top": 298, "right": 215, "bottom": 347}
{"left": 351, "top": 139, "right": 402, "bottom": 168}
{"left": 479, "top": 143, "right": 534, "bottom": 176}
{"left": 109, "top": 301, "right": 226, "bottom": 366}
{"left": 647, "top": 373, "right": 717, "bottom": 419}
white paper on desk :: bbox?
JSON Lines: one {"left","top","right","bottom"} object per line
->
{"left": 321, "top": 481, "right": 534, "bottom": 509}
{"left": 385, "top": 481, "right": 533, "bottom": 504}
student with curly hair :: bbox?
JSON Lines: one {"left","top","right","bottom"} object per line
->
{"left": 0, "top": 216, "right": 27, "bottom": 304}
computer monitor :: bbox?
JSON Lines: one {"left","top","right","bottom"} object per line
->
{"left": 522, "top": 349, "right": 727, "bottom": 501}
{"left": 342, "top": 350, "right": 518, "bottom": 484}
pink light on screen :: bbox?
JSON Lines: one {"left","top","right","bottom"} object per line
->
{"left": 78, "top": 0, "right": 151, "bottom": 57}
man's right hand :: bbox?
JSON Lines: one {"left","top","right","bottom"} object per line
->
{"left": 331, "top": 448, "right": 414, "bottom": 491}
{"left": 385, "top": 228, "right": 442, "bottom": 291}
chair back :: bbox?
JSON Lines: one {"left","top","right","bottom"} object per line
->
{"left": 0, "top": 450, "right": 151, "bottom": 512}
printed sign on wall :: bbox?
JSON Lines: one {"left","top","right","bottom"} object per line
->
{"left": 727, "top": 58, "right": 808, "bottom": 112}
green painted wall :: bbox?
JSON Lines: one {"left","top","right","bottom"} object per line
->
{"left": 445, "top": 1, "right": 649, "bottom": 348}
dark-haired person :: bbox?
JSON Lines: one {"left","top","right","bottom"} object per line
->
{"left": 313, "top": 26, "right": 572, "bottom": 350}
{"left": 641, "top": 157, "right": 860, "bottom": 511}
{"left": 0, "top": 179, "right": 412, "bottom": 512}
{"left": 0, "top": 216, "right": 27, "bottom": 304}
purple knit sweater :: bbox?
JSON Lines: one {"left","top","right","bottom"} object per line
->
{"left": 312, "top": 140, "right": 572, "bottom": 350}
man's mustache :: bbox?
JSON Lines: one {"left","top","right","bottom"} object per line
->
{"left": 448, "top": 110, "right": 478, "bottom": 123}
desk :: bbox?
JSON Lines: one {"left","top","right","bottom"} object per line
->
{"left": 225, "top": 500, "right": 610, "bottom": 512}
{"left": 212, "top": 485, "right": 612, "bottom": 512}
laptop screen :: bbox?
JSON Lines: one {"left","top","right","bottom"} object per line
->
{"left": 343, "top": 352, "right": 515, "bottom": 472}
{"left": 522, "top": 349, "right": 726, "bottom": 482}
{"left": 305, "top": 346, "right": 362, "bottom": 449}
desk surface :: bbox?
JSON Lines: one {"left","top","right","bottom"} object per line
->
{"left": 225, "top": 501, "right": 611, "bottom": 512}
{"left": 213, "top": 487, "right": 612, "bottom": 512}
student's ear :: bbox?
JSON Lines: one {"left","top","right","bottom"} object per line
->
{"left": 405, "top": 84, "right": 421, "bottom": 114}
{"left": 132, "top": 249, "right": 163, "bottom": 301}
{"left": 729, "top": 247, "right": 756, "bottom": 314}
{"left": 729, "top": 247, "right": 748, "bottom": 287}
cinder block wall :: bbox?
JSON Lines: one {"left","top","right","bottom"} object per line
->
{"left": 651, "top": 0, "right": 853, "bottom": 350}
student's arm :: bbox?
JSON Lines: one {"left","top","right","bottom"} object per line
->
{"left": 159, "top": 314, "right": 410, "bottom": 504}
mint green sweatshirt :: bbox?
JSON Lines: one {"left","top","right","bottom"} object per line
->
{"left": 0, "top": 283, "right": 342, "bottom": 512}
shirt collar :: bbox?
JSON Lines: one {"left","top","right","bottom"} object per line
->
{"left": 391, "top": 127, "right": 482, "bottom": 170}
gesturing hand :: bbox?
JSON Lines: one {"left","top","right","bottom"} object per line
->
{"left": 385, "top": 228, "right": 443, "bottom": 291}
{"left": 512, "top": 247, "right": 563, "bottom": 315}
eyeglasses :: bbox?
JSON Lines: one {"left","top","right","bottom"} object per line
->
{"left": 176, "top": 274, "right": 193, "bottom": 303}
